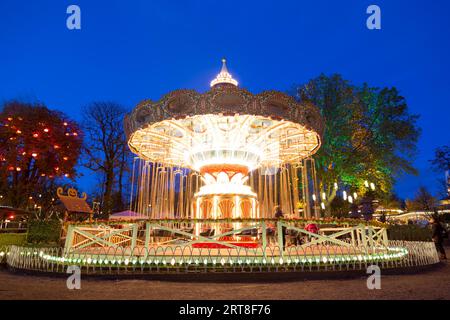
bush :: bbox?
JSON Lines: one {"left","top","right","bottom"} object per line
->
{"left": 0, "top": 233, "right": 27, "bottom": 247}
{"left": 27, "top": 220, "right": 62, "bottom": 244}
{"left": 387, "top": 224, "right": 432, "bottom": 241}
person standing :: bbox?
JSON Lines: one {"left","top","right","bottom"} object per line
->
{"left": 274, "top": 206, "right": 287, "bottom": 251}
{"left": 430, "top": 216, "right": 447, "bottom": 260}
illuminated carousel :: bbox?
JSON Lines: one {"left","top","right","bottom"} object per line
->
{"left": 125, "top": 59, "right": 323, "bottom": 222}
{"left": 46, "top": 61, "right": 438, "bottom": 273}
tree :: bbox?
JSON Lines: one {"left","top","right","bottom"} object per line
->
{"left": 406, "top": 186, "right": 437, "bottom": 212}
{"left": 293, "top": 74, "right": 420, "bottom": 214}
{"left": 430, "top": 145, "right": 450, "bottom": 172}
{"left": 0, "top": 101, "right": 82, "bottom": 209}
{"left": 82, "top": 102, "right": 130, "bottom": 215}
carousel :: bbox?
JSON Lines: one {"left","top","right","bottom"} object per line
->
{"left": 51, "top": 61, "right": 430, "bottom": 273}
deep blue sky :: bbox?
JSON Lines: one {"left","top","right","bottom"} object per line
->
{"left": 1, "top": 0, "right": 449, "bottom": 199}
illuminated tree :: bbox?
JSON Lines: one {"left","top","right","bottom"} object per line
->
{"left": 0, "top": 101, "right": 83, "bottom": 209}
{"left": 293, "top": 74, "right": 420, "bottom": 213}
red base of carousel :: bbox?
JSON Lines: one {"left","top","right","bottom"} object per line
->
{"left": 193, "top": 242, "right": 259, "bottom": 249}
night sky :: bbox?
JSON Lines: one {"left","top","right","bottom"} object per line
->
{"left": 1, "top": 0, "right": 449, "bottom": 199}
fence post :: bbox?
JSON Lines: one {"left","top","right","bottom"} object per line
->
{"left": 64, "top": 224, "right": 74, "bottom": 253}
{"left": 368, "top": 226, "right": 374, "bottom": 248}
{"left": 382, "top": 228, "right": 389, "bottom": 247}
{"left": 277, "top": 220, "right": 284, "bottom": 257}
{"left": 350, "top": 227, "right": 356, "bottom": 246}
{"left": 261, "top": 221, "right": 267, "bottom": 259}
{"left": 131, "top": 223, "right": 138, "bottom": 251}
{"left": 359, "top": 224, "right": 367, "bottom": 247}
{"left": 145, "top": 222, "right": 151, "bottom": 250}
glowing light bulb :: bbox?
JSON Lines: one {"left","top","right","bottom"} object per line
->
{"left": 32, "top": 153, "right": 37, "bottom": 157}
{"left": 364, "top": 180, "right": 369, "bottom": 188}
{"left": 348, "top": 196, "right": 353, "bottom": 204}
{"left": 370, "top": 183, "right": 375, "bottom": 191}
{"left": 33, "top": 133, "right": 39, "bottom": 138}
{"left": 43, "top": 128, "right": 49, "bottom": 133}
{"left": 343, "top": 191, "right": 347, "bottom": 200}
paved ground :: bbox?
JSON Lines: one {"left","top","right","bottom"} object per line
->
{"left": 0, "top": 250, "right": 448, "bottom": 300}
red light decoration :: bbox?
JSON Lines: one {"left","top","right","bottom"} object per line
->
{"left": 32, "top": 153, "right": 38, "bottom": 157}
{"left": 43, "top": 128, "right": 49, "bottom": 133}
{"left": 33, "top": 133, "right": 39, "bottom": 138}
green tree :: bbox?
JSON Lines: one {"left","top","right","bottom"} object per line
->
{"left": 293, "top": 74, "right": 420, "bottom": 214}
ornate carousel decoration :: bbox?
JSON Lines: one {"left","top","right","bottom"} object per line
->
{"left": 124, "top": 59, "right": 324, "bottom": 228}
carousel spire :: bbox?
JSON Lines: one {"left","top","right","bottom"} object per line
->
{"left": 210, "top": 58, "right": 238, "bottom": 87}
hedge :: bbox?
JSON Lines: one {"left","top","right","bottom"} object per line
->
{"left": 26, "top": 220, "right": 62, "bottom": 244}
{"left": 0, "top": 233, "right": 27, "bottom": 247}
{"left": 387, "top": 224, "right": 432, "bottom": 242}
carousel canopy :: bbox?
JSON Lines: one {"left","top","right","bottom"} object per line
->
{"left": 124, "top": 60, "right": 324, "bottom": 173}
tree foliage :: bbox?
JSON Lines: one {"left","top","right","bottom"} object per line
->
{"left": 0, "top": 101, "right": 82, "bottom": 209}
{"left": 430, "top": 145, "right": 450, "bottom": 172}
{"left": 405, "top": 186, "right": 437, "bottom": 212}
{"left": 293, "top": 74, "right": 420, "bottom": 210}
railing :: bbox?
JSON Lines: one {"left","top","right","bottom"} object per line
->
{"left": 63, "top": 219, "right": 389, "bottom": 258}
{"left": 5, "top": 241, "right": 439, "bottom": 274}
{"left": 3, "top": 219, "right": 439, "bottom": 274}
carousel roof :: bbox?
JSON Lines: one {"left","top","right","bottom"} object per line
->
{"left": 124, "top": 60, "right": 324, "bottom": 170}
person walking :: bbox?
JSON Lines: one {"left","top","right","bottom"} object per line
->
{"left": 430, "top": 216, "right": 447, "bottom": 260}
{"left": 274, "top": 206, "right": 287, "bottom": 251}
